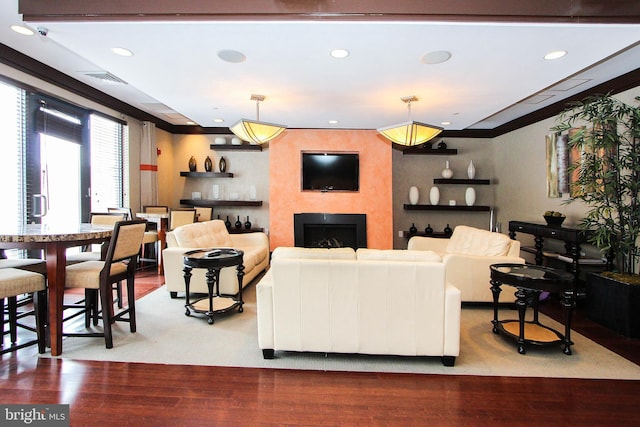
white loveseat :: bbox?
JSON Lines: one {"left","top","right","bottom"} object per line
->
{"left": 408, "top": 225, "right": 524, "bottom": 303}
{"left": 256, "top": 247, "right": 461, "bottom": 366}
{"left": 163, "top": 220, "right": 270, "bottom": 298}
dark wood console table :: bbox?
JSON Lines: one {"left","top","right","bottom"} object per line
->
{"left": 508, "top": 221, "right": 604, "bottom": 284}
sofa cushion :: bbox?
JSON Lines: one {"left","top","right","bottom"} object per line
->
{"left": 271, "top": 247, "right": 356, "bottom": 260}
{"left": 446, "top": 225, "right": 511, "bottom": 257}
{"left": 356, "top": 248, "right": 442, "bottom": 262}
{"left": 173, "top": 220, "right": 233, "bottom": 248}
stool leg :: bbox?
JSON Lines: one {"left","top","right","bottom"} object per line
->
{"left": 8, "top": 296, "right": 18, "bottom": 344}
{"left": 34, "top": 290, "right": 47, "bottom": 354}
{"left": 1, "top": 297, "right": 5, "bottom": 347}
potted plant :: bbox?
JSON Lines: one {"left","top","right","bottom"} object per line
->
{"left": 552, "top": 93, "right": 640, "bottom": 338}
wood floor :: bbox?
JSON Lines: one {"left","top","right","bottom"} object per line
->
{"left": 2, "top": 270, "right": 639, "bottom": 426}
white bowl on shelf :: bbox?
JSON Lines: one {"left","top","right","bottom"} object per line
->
{"left": 231, "top": 137, "right": 242, "bottom": 145}
{"left": 214, "top": 137, "right": 226, "bottom": 145}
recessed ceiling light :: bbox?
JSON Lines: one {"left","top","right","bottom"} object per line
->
{"left": 217, "top": 50, "right": 246, "bottom": 63}
{"left": 186, "top": 121, "right": 195, "bottom": 125}
{"left": 111, "top": 47, "right": 133, "bottom": 57}
{"left": 421, "top": 51, "right": 452, "bottom": 65}
{"left": 441, "top": 121, "right": 452, "bottom": 126}
{"left": 11, "top": 25, "right": 34, "bottom": 36}
{"left": 213, "top": 118, "right": 224, "bottom": 123}
{"left": 328, "top": 120, "right": 338, "bottom": 124}
{"left": 544, "top": 50, "right": 567, "bottom": 60}
{"left": 330, "top": 49, "right": 350, "bottom": 59}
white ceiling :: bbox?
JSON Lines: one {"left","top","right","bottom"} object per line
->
{"left": 2, "top": 0, "right": 639, "bottom": 132}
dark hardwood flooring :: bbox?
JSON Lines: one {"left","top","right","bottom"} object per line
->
{"left": 2, "top": 270, "right": 639, "bottom": 426}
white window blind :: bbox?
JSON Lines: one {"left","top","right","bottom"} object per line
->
{"left": 0, "top": 81, "right": 25, "bottom": 227}
{"left": 90, "top": 114, "right": 129, "bottom": 211}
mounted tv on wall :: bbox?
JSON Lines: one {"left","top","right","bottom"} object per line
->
{"left": 301, "top": 151, "right": 359, "bottom": 192}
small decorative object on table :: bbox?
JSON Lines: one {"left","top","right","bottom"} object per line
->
{"left": 425, "top": 224, "right": 433, "bottom": 234}
{"left": 244, "top": 216, "right": 252, "bottom": 229}
{"left": 444, "top": 224, "right": 453, "bottom": 236}
{"left": 543, "top": 211, "right": 566, "bottom": 226}
{"left": 409, "top": 223, "right": 418, "bottom": 234}
{"left": 465, "top": 187, "right": 476, "bottom": 206}
{"left": 188, "top": 156, "right": 197, "bottom": 172}
{"left": 429, "top": 186, "right": 440, "bottom": 205}
{"left": 441, "top": 161, "right": 453, "bottom": 179}
{"left": 204, "top": 156, "right": 213, "bottom": 172}
{"left": 409, "top": 186, "right": 419, "bottom": 205}
{"left": 467, "top": 160, "right": 476, "bottom": 179}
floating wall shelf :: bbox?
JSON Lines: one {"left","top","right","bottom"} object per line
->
{"left": 433, "top": 178, "right": 491, "bottom": 185}
{"left": 403, "top": 204, "right": 491, "bottom": 212}
{"left": 209, "top": 144, "right": 262, "bottom": 151}
{"left": 402, "top": 148, "right": 458, "bottom": 155}
{"left": 180, "top": 199, "right": 263, "bottom": 207}
{"left": 180, "top": 172, "right": 234, "bottom": 178}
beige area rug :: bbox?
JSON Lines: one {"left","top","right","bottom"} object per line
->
{"left": 43, "top": 284, "right": 640, "bottom": 380}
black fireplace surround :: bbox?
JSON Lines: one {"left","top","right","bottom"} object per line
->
{"left": 294, "top": 213, "right": 367, "bottom": 250}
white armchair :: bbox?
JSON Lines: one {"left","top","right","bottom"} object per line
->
{"left": 408, "top": 225, "right": 524, "bottom": 303}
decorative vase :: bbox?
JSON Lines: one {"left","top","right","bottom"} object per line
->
{"left": 244, "top": 216, "right": 252, "bottom": 230}
{"left": 429, "top": 186, "right": 440, "bottom": 205}
{"left": 214, "top": 136, "right": 226, "bottom": 145}
{"left": 437, "top": 141, "right": 447, "bottom": 150}
{"left": 219, "top": 156, "right": 227, "bottom": 173}
{"left": 425, "top": 224, "right": 433, "bottom": 234}
{"left": 467, "top": 160, "right": 476, "bottom": 179}
{"left": 465, "top": 187, "right": 476, "bottom": 206}
{"left": 409, "top": 223, "right": 418, "bottom": 234}
{"left": 204, "top": 156, "right": 213, "bottom": 172}
{"left": 188, "top": 156, "right": 197, "bottom": 172}
{"left": 225, "top": 216, "right": 231, "bottom": 230}
{"left": 444, "top": 224, "right": 453, "bottom": 236}
{"left": 234, "top": 215, "right": 242, "bottom": 229}
{"left": 409, "top": 186, "right": 419, "bottom": 205}
{"left": 441, "top": 161, "right": 453, "bottom": 179}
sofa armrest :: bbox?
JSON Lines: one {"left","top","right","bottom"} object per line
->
{"left": 230, "top": 232, "right": 269, "bottom": 249}
{"left": 407, "top": 236, "right": 449, "bottom": 253}
{"left": 442, "top": 254, "right": 525, "bottom": 302}
{"left": 256, "top": 270, "right": 274, "bottom": 350}
{"left": 443, "top": 283, "right": 461, "bottom": 357}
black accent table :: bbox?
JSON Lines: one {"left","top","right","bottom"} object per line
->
{"left": 490, "top": 263, "right": 576, "bottom": 355}
{"left": 182, "top": 248, "right": 245, "bottom": 324}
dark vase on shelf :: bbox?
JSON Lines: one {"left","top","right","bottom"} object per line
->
{"left": 444, "top": 224, "right": 453, "bottom": 236}
{"left": 409, "top": 223, "right": 418, "bottom": 234}
{"left": 425, "top": 224, "right": 433, "bottom": 234}
{"left": 219, "top": 156, "right": 227, "bottom": 173}
{"left": 235, "top": 215, "right": 242, "bottom": 229}
{"left": 225, "top": 216, "right": 231, "bottom": 230}
{"left": 244, "top": 216, "right": 252, "bottom": 230}
{"left": 437, "top": 141, "right": 447, "bottom": 150}
{"left": 188, "top": 156, "right": 197, "bottom": 172}
{"left": 204, "top": 156, "right": 213, "bottom": 172}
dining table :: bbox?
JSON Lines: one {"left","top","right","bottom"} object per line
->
{"left": 0, "top": 222, "right": 113, "bottom": 356}
{"left": 135, "top": 212, "right": 169, "bottom": 274}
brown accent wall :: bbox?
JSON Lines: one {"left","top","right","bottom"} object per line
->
{"left": 269, "top": 129, "right": 393, "bottom": 251}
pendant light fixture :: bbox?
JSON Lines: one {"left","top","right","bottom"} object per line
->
{"left": 377, "top": 96, "right": 443, "bottom": 147}
{"left": 230, "top": 94, "right": 287, "bottom": 144}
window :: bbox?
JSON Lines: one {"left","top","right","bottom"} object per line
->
{"left": 0, "top": 79, "right": 129, "bottom": 232}
{"left": 90, "top": 114, "right": 129, "bottom": 211}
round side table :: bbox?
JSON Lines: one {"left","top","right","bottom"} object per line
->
{"left": 182, "top": 248, "right": 245, "bottom": 324}
{"left": 490, "top": 263, "right": 576, "bottom": 355}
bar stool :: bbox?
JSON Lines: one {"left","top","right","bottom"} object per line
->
{"left": 1, "top": 268, "right": 47, "bottom": 355}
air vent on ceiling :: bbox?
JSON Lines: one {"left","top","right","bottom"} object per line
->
{"left": 81, "top": 71, "right": 128, "bottom": 84}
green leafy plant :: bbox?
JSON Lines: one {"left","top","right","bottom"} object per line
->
{"left": 552, "top": 93, "right": 640, "bottom": 276}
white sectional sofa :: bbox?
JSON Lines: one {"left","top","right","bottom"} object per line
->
{"left": 408, "top": 225, "right": 524, "bottom": 303}
{"left": 163, "top": 220, "right": 270, "bottom": 298}
{"left": 256, "top": 246, "right": 461, "bottom": 366}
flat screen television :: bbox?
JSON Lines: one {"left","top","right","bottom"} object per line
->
{"left": 301, "top": 151, "right": 359, "bottom": 192}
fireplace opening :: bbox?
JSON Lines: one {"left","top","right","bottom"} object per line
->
{"left": 294, "top": 213, "right": 366, "bottom": 250}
